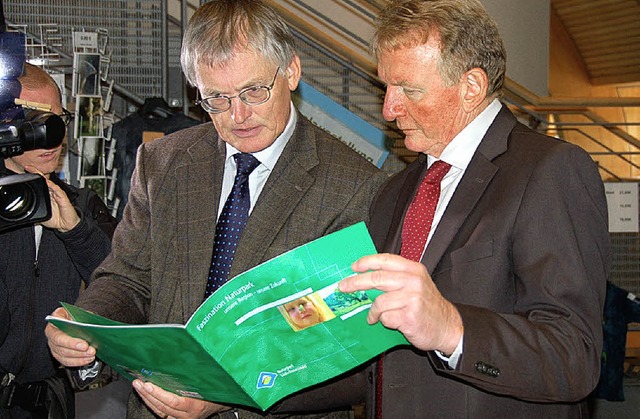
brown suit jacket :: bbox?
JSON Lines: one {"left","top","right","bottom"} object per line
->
{"left": 76, "top": 112, "right": 387, "bottom": 417}
{"left": 366, "top": 105, "right": 610, "bottom": 418}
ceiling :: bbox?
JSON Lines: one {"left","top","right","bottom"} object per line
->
{"left": 551, "top": 0, "right": 640, "bottom": 86}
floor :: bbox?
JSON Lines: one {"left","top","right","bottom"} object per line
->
{"left": 75, "top": 377, "right": 131, "bottom": 418}
{"left": 591, "top": 375, "right": 640, "bottom": 418}
{"left": 72, "top": 370, "right": 640, "bottom": 418}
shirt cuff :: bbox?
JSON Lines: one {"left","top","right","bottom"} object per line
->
{"left": 435, "top": 335, "right": 464, "bottom": 369}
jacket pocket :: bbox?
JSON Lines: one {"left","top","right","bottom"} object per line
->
{"left": 450, "top": 239, "right": 494, "bottom": 264}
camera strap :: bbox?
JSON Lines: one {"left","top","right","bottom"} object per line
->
{"left": 0, "top": 372, "right": 74, "bottom": 417}
{"left": 0, "top": 373, "right": 47, "bottom": 411}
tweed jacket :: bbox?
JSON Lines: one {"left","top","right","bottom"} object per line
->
{"left": 365, "top": 104, "right": 610, "bottom": 418}
{"left": 75, "top": 112, "right": 387, "bottom": 417}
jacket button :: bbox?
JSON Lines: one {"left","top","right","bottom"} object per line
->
{"left": 475, "top": 362, "right": 500, "bottom": 377}
{"left": 475, "top": 362, "right": 487, "bottom": 373}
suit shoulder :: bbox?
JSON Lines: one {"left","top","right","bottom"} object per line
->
{"left": 301, "top": 117, "right": 381, "bottom": 174}
{"left": 508, "top": 122, "right": 596, "bottom": 165}
{"left": 137, "top": 122, "right": 218, "bottom": 171}
{"left": 143, "top": 122, "right": 213, "bottom": 151}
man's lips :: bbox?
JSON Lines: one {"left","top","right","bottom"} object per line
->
{"left": 38, "top": 150, "right": 60, "bottom": 161}
{"left": 233, "top": 126, "right": 262, "bottom": 138}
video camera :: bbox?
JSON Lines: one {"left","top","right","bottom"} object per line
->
{"left": 0, "top": 31, "right": 66, "bottom": 232}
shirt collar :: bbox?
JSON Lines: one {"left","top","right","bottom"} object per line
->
{"left": 430, "top": 98, "right": 502, "bottom": 169}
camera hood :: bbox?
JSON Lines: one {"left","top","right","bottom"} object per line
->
{"left": 0, "top": 173, "right": 51, "bottom": 232}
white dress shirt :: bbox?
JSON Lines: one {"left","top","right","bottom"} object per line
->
{"left": 217, "top": 102, "right": 297, "bottom": 218}
{"left": 426, "top": 99, "right": 502, "bottom": 368}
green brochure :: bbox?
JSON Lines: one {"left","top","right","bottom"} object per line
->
{"left": 47, "top": 222, "right": 409, "bottom": 411}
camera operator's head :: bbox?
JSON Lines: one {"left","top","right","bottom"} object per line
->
{"left": 3, "top": 63, "right": 64, "bottom": 179}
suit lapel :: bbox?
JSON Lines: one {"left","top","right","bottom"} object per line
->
{"left": 230, "top": 113, "right": 317, "bottom": 277}
{"left": 177, "top": 127, "right": 226, "bottom": 316}
{"left": 423, "top": 105, "right": 516, "bottom": 273}
{"left": 423, "top": 155, "right": 496, "bottom": 272}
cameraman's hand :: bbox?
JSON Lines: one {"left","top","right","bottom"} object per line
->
{"left": 25, "top": 165, "right": 80, "bottom": 232}
{"left": 45, "top": 307, "right": 96, "bottom": 367}
{"left": 133, "top": 380, "right": 229, "bottom": 418}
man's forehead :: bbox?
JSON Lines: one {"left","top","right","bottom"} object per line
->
{"left": 19, "top": 85, "right": 61, "bottom": 112}
{"left": 197, "top": 60, "right": 274, "bottom": 94}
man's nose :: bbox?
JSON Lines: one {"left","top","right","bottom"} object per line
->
{"left": 382, "top": 89, "right": 405, "bottom": 121}
{"left": 230, "top": 98, "right": 252, "bottom": 124}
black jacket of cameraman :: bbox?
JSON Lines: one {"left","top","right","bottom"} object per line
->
{"left": 0, "top": 173, "right": 116, "bottom": 416}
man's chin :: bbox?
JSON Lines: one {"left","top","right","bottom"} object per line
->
{"left": 403, "top": 136, "right": 425, "bottom": 153}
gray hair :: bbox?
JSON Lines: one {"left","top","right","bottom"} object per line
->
{"left": 180, "top": 0, "right": 297, "bottom": 87}
{"left": 372, "top": 0, "right": 506, "bottom": 97}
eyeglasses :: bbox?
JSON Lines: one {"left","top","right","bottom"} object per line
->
{"left": 17, "top": 100, "right": 73, "bottom": 126}
{"left": 195, "top": 67, "right": 280, "bottom": 114}
{"left": 59, "top": 108, "right": 74, "bottom": 126}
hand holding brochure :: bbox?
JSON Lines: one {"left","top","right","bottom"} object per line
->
{"left": 47, "top": 222, "right": 408, "bottom": 410}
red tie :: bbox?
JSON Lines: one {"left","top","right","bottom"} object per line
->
{"left": 375, "top": 160, "right": 451, "bottom": 419}
{"left": 400, "top": 160, "right": 452, "bottom": 261}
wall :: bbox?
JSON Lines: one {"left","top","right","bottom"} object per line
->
{"left": 482, "top": 0, "right": 550, "bottom": 97}
{"left": 266, "top": 0, "right": 551, "bottom": 97}
{"left": 169, "top": 0, "right": 551, "bottom": 98}
{"left": 548, "top": 7, "right": 640, "bottom": 180}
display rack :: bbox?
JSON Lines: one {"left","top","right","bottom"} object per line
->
{"left": 70, "top": 29, "right": 116, "bottom": 210}
{"left": 4, "top": 0, "right": 167, "bottom": 103}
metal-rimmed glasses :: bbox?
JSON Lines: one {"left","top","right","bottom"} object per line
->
{"left": 195, "top": 67, "right": 280, "bottom": 114}
{"left": 59, "top": 108, "right": 74, "bottom": 126}
{"left": 18, "top": 101, "right": 74, "bottom": 126}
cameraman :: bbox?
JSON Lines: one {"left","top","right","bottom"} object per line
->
{"left": 0, "top": 63, "right": 117, "bottom": 418}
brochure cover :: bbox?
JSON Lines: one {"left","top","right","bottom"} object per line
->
{"left": 47, "top": 222, "right": 409, "bottom": 410}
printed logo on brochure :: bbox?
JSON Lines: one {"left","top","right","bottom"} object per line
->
{"left": 256, "top": 372, "right": 277, "bottom": 389}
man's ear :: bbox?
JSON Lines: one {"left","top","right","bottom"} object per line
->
{"left": 286, "top": 55, "right": 302, "bottom": 91}
{"left": 460, "top": 68, "right": 488, "bottom": 112}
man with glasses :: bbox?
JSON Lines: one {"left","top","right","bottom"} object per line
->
{"left": 1, "top": 63, "right": 118, "bottom": 417}
{"left": 46, "top": 1, "right": 387, "bottom": 418}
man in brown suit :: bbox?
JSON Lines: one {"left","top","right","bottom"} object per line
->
{"left": 45, "top": 1, "right": 386, "bottom": 417}
{"left": 339, "top": 0, "right": 610, "bottom": 417}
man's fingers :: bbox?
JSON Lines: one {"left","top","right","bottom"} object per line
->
{"left": 134, "top": 381, "right": 168, "bottom": 418}
{"left": 352, "top": 253, "right": 426, "bottom": 274}
{"left": 365, "top": 287, "right": 415, "bottom": 326}
{"left": 339, "top": 269, "right": 391, "bottom": 294}
{"left": 23, "top": 165, "right": 46, "bottom": 177}
{"left": 45, "top": 307, "right": 96, "bottom": 366}
{"left": 49, "top": 306, "right": 72, "bottom": 320}
{"left": 340, "top": 254, "right": 427, "bottom": 294}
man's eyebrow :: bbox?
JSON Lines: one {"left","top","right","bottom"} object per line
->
{"left": 201, "top": 76, "right": 269, "bottom": 97}
{"left": 381, "top": 76, "right": 410, "bottom": 87}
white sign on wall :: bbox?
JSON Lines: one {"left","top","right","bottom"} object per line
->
{"left": 73, "top": 32, "right": 98, "bottom": 50}
{"left": 604, "top": 182, "right": 639, "bottom": 233}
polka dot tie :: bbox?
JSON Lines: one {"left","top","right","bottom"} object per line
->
{"left": 400, "top": 160, "right": 452, "bottom": 262}
{"left": 204, "top": 153, "right": 261, "bottom": 298}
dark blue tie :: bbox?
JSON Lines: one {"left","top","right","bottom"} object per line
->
{"left": 205, "top": 153, "right": 260, "bottom": 298}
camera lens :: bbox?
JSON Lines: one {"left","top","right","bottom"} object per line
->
{"left": 21, "top": 111, "right": 66, "bottom": 150}
{"left": 0, "top": 181, "right": 37, "bottom": 221}
{"left": 0, "top": 173, "right": 51, "bottom": 231}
